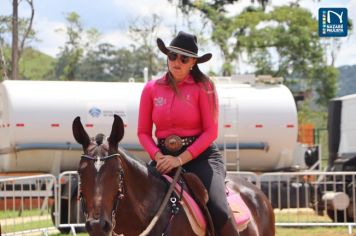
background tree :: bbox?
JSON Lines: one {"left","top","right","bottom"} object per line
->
{"left": 174, "top": 0, "right": 270, "bottom": 12}
{"left": 54, "top": 12, "right": 99, "bottom": 81}
{"left": 11, "top": 0, "right": 35, "bottom": 80}
{"left": 0, "top": 0, "right": 35, "bottom": 80}
{"left": 75, "top": 43, "right": 163, "bottom": 82}
{"left": 178, "top": 3, "right": 340, "bottom": 106}
{"left": 128, "top": 14, "right": 165, "bottom": 79}
{"left": 75, "top": 43, "right": 115, "bottom": 81}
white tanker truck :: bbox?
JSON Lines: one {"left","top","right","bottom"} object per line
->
{"left": 0, "top": 77, "right": 303, "bottom": 174}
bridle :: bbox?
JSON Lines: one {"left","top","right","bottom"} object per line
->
{"left": 79, "top": 149, "right": 182, "bottom": 236}
{"left": 79, "top": 152, "right": 125, "bottom": 231}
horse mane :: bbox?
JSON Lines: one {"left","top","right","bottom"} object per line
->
{"left": 117, "top": 146, "right": 163, "bottom": 180}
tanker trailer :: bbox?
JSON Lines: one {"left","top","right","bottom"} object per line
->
{"left": 0, "top": 78, "right": 302, "bottom": 231}
{"left": 0, "top": 78, "right": 300, "bottom": 173}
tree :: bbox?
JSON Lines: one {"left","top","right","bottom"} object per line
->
{"left": 11, "top": 0, "right": 35, "bottom": 80}
{"left": 128, "top": 14, "right": 165, "bottom": 79}
{"left": 173, "top": 0, "right": 270, "bottom": 13}
{"left": 178, "top": 3, "right": 339, "bottom": 106}
{"left": 0, "top": 1, "right": 35, "bottom": 80}
{"left": 54, "top": 12, "right": 99, "bottom": 81}
{"left": 76, "top": 43, "right": 117, "bottom": 81}
{"left": 243, "top": 6, "right": 339, "bottom": 106}
{"left": 75, "top": 42, "right": 166, "bottom": 82}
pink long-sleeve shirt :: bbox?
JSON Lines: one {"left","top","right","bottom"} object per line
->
{"left": 137, "top": 74, "right": 219, "bottom": 159}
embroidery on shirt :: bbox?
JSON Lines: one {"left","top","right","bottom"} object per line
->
{"left": 185, "top": 94, "right": 191, "bottom": 101}
{"left": 154, "top": 97, "right": 166, "bottom": 106}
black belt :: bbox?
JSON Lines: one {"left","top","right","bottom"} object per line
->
{"left": 158, "top": 135, "right": 197, "bottom": 152}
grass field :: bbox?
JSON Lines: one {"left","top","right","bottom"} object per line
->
{"left": 49, "top": 227, "right": 355, "bottom": 236}
{"left": 1, "top": 209, "right": 355, "bottom": 236}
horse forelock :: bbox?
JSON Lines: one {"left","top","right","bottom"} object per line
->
{"left": 95, "top": 133, "right": 106, "bottom": 145}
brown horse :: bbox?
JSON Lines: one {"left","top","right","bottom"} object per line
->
{"left": 72, "top": 115, "right": 275, "bottom": 236}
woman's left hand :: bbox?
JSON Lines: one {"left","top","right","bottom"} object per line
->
{"left": 156, "top": 155, "right": 180, "bottom": 174}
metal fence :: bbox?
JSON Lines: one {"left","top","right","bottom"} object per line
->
{"left": 260, "top": 171, "right": 356, "bottom": 235}
{"left": 0, "top": 174, "right": 57, "bottom": 236}
{"left": 56, "top": 171, "right": 85, "bottom": 235}
{"left": 0, "top": 171, "right": 355, "bottom": 235}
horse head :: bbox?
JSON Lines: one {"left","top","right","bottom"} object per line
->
{"left": 72, "top": 114, "right": 124, "bottom": 236}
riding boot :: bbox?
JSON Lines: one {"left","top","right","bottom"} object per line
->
{"left": 218, "top": 216, "right": 240, "bottom": 236}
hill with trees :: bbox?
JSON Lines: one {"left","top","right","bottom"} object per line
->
{"left": 337, "top": 65, "right": 356, "bottom": 97}
{"left": 1, "top": 46, "right": 55, "bottom": 81}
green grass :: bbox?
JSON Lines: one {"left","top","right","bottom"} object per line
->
{"left": 1, "top": 203, "right": 353, "bottom": 236}
{"left": 276, "top": 227, "right": 355, "bottom": 236}
{"left": 50, "top": 227, "right": 354, "bottom": 236}
{"left": 1, "top": 218, "right": 52, "bottom": 233}
{"left": 0, "top": 209, "right": 50, "bottom": 219}
{"left": 275, "top": 209, "right": 332, "bottom": 223}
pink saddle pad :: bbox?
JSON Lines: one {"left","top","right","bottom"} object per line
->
{"left": 226, "top": 187, "right": 251, "bottom": 227}
{"left": 163, "top": 175, "right": 251, "bottom": 232}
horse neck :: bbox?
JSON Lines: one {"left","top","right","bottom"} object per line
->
{"left": 119, "top": 153, "right": 168, "bottom": 221}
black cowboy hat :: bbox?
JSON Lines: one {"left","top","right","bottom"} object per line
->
{"left": 157, "top": 31, "right": 212, "bottom": 64}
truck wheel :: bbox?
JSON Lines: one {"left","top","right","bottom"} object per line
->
{"left": 326, "top": 209, "right": 353, "bottom": 222}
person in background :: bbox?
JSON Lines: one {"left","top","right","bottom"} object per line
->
{"left": 137, "top": 31, "right": 239, "bottom": 235}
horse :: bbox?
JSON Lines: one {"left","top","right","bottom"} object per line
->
{"left": 72, "top": 114, "right": 275, "bottom": 236}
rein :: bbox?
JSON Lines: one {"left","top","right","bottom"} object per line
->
{"left": 80, "top": 152, "right": 182, "bottom": 236}
{"left": 139, "top": 166, "right": 182, "bottom": 236}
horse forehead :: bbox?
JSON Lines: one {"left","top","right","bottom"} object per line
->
{"left": 87, "top": 143, "right": 109, "bottom": 156}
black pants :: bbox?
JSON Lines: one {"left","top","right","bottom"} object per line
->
{"left": 159, "top": 143, "right": 229, "bottom": 230}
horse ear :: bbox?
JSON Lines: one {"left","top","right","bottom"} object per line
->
{"left": 72, "top": 116, "right": 91, "bottom": 149}
{"left": 108, "top": 114, "right": 124, "bottom": 146}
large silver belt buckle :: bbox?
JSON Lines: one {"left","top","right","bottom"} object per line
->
{"left": 164, "top": 135, "right": 183, "bottom": 152}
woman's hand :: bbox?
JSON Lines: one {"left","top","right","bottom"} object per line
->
{"left": 156, "top": 155, "right": 181, "bottom": 174}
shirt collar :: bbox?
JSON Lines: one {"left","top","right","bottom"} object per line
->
{"left": 156, "top": 73, "right": 195, "bottom": 85}
{"left": 181, "top": 74, "right": 195, "bottom": 84}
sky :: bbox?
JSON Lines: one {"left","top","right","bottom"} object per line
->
{"left": 1, "top": 0, "right": 355, "bottom": 74}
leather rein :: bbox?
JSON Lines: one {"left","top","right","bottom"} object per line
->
{"left": 79, "top": 152, "right": 182, "bottom": 236}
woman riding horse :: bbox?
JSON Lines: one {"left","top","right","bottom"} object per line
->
{"left": 73, "top": 115, "right": 275, "bottom": 236}
{"left": 138, "top": 31, "right": 240, "bottom": 235}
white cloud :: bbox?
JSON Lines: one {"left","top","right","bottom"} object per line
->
{"left": 31, "top": 17, "right": 67, "bottom": 57}
{"left": 113, "top": 0, "right": 177, "bottom": 17}
{"left": 100, "top": 31, "right": 132, "bottom": 48}
{"left": 335, "top": 0, "right": 356, "bottom": 66}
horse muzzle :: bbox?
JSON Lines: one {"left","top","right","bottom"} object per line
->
{"left": 86, "top": 218, "right": 113, "bottom": 236}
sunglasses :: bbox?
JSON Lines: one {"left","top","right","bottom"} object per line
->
{"left": 167, "top": 52, "right": 192, "bottom": 64}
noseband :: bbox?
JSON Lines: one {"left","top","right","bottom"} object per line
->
{"left": 79, "top": 152, "right": 125, "bottom": 225}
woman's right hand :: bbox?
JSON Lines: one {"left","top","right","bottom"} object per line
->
{"left": 154, "top": 151, "right": 165, "bottom": 161}
{"left": 155, "top": 152, "right": 181, "bottom": 174}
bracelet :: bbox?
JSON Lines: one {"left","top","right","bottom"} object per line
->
{"left": 177, "top": 157, "right": 183, "bottom": 166}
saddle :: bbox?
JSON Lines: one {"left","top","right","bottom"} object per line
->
{"left": 163, "top": 173, "right": 251, "bottom": 235}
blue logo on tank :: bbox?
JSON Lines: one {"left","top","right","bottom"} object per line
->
{"left": 89, "top": 107, "right": 102, "bottom": 118}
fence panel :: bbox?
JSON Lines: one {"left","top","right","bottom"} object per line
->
{"left": 3, "top": 171, "right": 354, "bottom": 234}
{"left": 0, "top": 174, "right": 57, "bottom": 236}
{"left": 56, "top": 171, "right": 85, "bottom": 234}
{"left": 259, "top": 171, "right": 356, "bottom": 230}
